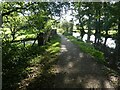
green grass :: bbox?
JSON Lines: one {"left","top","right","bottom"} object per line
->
{"left": 2, "top": 34, "right": 61, "bottom": 90}
{"left": 16, "top": 34, "right": 36, "bottom": 40}
{"left": 2, "top": 28, "right": 37, "bottom": 41}
{"left": 65, "top": 35, "right": 106, "bottom": 64}
{"left": 108, "top": 30, "right": 117, "bottom": 35}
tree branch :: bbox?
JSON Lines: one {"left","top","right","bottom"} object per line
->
{"left": 2, "top": 7, "right": 26, "bottom": 16}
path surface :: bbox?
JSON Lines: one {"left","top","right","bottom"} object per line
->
{"left": 53, "top": 34, "right": 118, "bottom": 88}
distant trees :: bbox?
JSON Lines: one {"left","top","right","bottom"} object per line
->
{"left": 73, "top": 1, "right": 120, "bottom": 71}
{"left": 61, "top": 21, "right": 69, "bottom": 33}
{"left": 73, "top": 2, "right": 119, "bottom": 43}
{"left": 60, "top": 20, "right": 74, "bottom": 35}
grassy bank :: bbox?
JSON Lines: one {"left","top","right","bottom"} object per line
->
{"left": 65, "top": 35, "right": 106, "bottom": 64}
{"left": 65, "top": 34, "right": 120, "bottom": 80}
{"left": 2, "top": 35, "right": 61, "bottom": 90}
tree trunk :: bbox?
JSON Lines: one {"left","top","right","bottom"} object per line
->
{"left": 37, "top": 33, "right": 44, "bottom": 46}
{"left": 0, "top": 14, "right": 2, "bottom": 27}
{"left": 104, "top": 37, "right": 108, "bottom": 46}
{"left": 94, "top": 19, "right": 98, "bottom": 43}
{"left": 31, "top": 38, "right": 37, "bottom": 47}
{"left": 94, "top": 9, "right": 101, "bottom": 44}
{"left": 114, "top": 17, "right": 120, "bottom": 62}
{"left": 104, "top": 30, "right": 108, "bottom": 45}
{"left": 87, "top": 15, "right": 91, "bottom": 42}
{"left": 110, "top": 17, "right": 120, "bottom": 69}
{"left": 11, "top": 33, "right": 15, "bottom": 41}
{"left": 97, "top": 9, "right": 101, "bottom": 44}
{"left": 51, "top": 29, "right": 57, "bottom": 36}
{"left": 79, "top": 19, "right": 85, "bottom": 40}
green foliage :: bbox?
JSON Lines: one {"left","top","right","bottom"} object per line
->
{"left": 61, "top": 21, "right": 69, "bottom": 32}
{"left": 44, "top": 19, "right": 55, "bottom": 31}
{"left": 2, "top": 2, "right": 56, "bottom": 43}
{"left": 57, "top": 28, "right": 65, "bottom": 34}
{"left": 66, "top": 35, "right": 106, "bottom": 64}
{"left": 60, "top": 20, "right": 74, "bottom": 34}
{"left": 2, "top": 35, "right": 60, "bottom": 90}
{"left": 2, "top": 15, "right": 27, "bottom": 41}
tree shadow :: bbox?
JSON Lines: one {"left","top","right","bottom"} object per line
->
{"left": 2, "top": 43, "right": 45, "bottom": 90}
{"left": 14, "top": 35, "right": 119, "bottom": 89}
{"left": 53, "top": 35, "right": 119, "bottom": 88}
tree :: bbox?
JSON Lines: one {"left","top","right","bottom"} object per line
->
{"left": 3, "top": 15, "right": 27, "bottom": 41}
{"left": 74, "top": 2, "right": 86, "bottom": 39}
{"left": 61, "top": 20, "right": 69, "bottom": 33}
{"left": 2, "top": 2, "right": 53, "bottom": 46}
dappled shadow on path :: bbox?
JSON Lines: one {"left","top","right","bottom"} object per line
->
{"left": 53, "top": 34, "right": 119, "bottom": 88}
{"left": 19, "top": 34, "right": 119, "bottom": 89}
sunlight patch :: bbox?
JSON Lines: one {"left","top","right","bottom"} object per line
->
{"left": 52, "top": 42, "right": 59, "bottom": 47}
{"left": 61, "top": 45, "right": 68, "bottom": 52}
{"left": 67, "top": 39, "right": 70, "bottom": 41}
{"left": 79, "top": 53, "right": 84, "bottom": 58}
{"left": 68, "top": 62, "right": 74, "bottom": 68}
{"left": 104, "top": 80, "right": 114, "bottom": 88}
{"left": 51, "top": 65, "right": 62, "bottom": 74}
{"left": 84, "top": 79, "right": 101, "bottom": 88}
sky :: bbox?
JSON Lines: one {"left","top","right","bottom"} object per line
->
{"left": 54, "top": 5, "right": 79, "bottom": 25}
{"left": 61, "top": 10, "right": 79, "bottom": 25}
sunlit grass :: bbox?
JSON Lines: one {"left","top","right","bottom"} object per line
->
{"left": 65, "top": 35, "right": 106, "bottom": 64}
{"left": 108, "top": 30, "right": 117, "bottom": 35}
{"left": 2, "top": 28, "right": 37, "bottom": 41}
{"left": 2, "top": 34, "right": 61, "bottom": 89}
{"left": 29, "top": 55, "right": 43, "bottom": 65}
{"left": 73, "top": 29, "right": 80, "bottom": 32}
{"left": 15, "top": 34, "right": 36, "bottom": 40}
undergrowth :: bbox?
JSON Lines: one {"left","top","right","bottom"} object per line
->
{"left": 2, "top": 35, "right": 61, "bottom": 90}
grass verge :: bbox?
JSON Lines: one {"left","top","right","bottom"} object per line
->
{"left": 65, "top": 35, "right": 106, "bottom": 64}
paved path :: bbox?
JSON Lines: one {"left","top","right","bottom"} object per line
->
{"left": 53, "top": 34, "right": 118, "bottom": 88}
